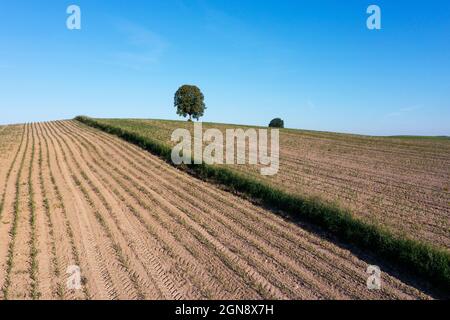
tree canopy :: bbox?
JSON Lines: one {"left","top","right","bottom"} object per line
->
{"left": 269, "top": 118, "right": 284, "bottom": 128}
{"left": 174, "top": 85, "right": 206, "bottom": 121}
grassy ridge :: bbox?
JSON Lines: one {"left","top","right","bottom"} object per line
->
{"left": 75, "top": 115, "right": 450, "bottom": 294}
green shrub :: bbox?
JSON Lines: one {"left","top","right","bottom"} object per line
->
{"left": 269, "top": 118, "right": 284, "bottom": 128}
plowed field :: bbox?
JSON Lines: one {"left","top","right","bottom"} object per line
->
{"left": 0, "top": 121, "right": 432, "bottom": 299}
{"left": 91, "top": 119, "right": 450, "bottom": 250}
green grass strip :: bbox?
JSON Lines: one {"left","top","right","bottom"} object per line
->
{"left": 75, "top": 115, "right": 450, "bottom": 294}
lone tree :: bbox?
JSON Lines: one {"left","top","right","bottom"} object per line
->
{"left": 174, "top": 85, "right": 206, "bottom": 121}
{"left": 269, "top": 118, "right": 284, "bottom": 128}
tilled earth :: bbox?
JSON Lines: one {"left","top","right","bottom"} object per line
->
{"left": 101, "top": 119, "right": 450, "bottom": 250}
{"left": 0, "top": 121, "right": 433, "bottom": 299}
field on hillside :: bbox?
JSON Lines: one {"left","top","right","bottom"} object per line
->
{"left": 91, "top": 119, "right": 450, "bottom": 250}
{"left": 0, "top": 121, "right": 433, "bottom": 299}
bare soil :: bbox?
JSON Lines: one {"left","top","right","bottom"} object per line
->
{"left": 100, "top": 119, "right": 450, "bottom": 250}
{"left": 0, "top": 121, "right": 434, "bottom": 299}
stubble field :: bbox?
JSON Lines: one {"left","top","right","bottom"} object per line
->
{"left": 0, "top": 121, "right": 434, "bottom": 299}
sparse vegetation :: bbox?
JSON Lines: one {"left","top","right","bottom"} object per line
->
{"left": 75, "top": 116, "right": 450, "bottom": 294}
{"left": 28, "top": 123, "right": 40, "bottom": 299}
{"left": 80, "top": 118, "right": 450, "bottom": 248}
{"left": 0, "top": 118, "right": 445, "bottom": 300}
{"left": 2, "top": 124, "right": 30, "bottom": 299}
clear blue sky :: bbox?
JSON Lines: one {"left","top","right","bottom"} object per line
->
{"left": 1, "top": 0, "right": 449, "bottom": 135}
